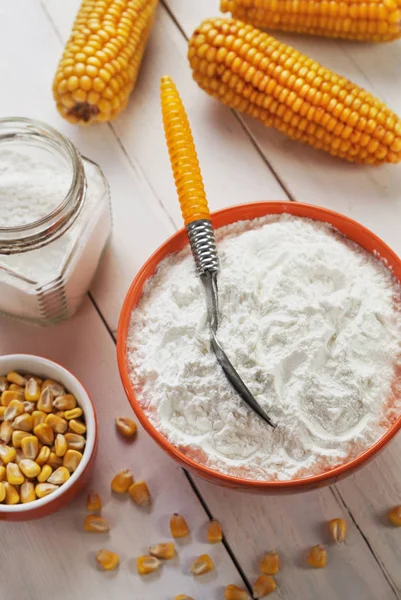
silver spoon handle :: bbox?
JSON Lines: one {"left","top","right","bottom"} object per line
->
{"left": 186, "top": 219, "right": 219, "bottom": 276}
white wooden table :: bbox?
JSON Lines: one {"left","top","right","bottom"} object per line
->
{"left": 1, "top": 2, "right": 401, "bottom": 599}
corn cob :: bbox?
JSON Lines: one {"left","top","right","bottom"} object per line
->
{"left": 221, "top": 0, "right": 401, "bottom": 43}
{"left": 53, "top": 0, "right": 159, "bottom": 124}
{"left": 188, "top": 18, "right": 401, "bottom": 164}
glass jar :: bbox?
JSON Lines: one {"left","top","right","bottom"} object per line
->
{"left": 0, "top": 118, "right": 112, "bottom": 325}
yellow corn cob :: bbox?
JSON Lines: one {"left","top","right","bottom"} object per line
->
{"left": 221, "top": 0, "right": 401, "bottom": 43}
{"left": 188, "top": 18, "right": 401, "bottom": 165}
{"left": 53, "top": 0, "right": 159, "bottom": 124}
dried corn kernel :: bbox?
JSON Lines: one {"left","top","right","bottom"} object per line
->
{"left": 149, "top": 543, "right": 176, "bottom": 560}
{"left": 96, "top": 549, "right": 120, "bottom": 571}
{"left": 35, "top": 483, "right": 58, "bottom": 498}
{"left": 137, "top": 555, "right": 161, "bottom": 575}
{"left": 4, "top": 481, "right": 20, "bottom": 504}
{"left": 260, "top": 551, "right": 280, "bottom": 575}
{"left": 54, "top": 411, "right": 65, "bottom": 419}
{"left": 65, "top": 432, "right": 86, "bottom": 450}
{"left": 307, "top": 545, "right": 327, "bottom": 569}
{"left": 388, "top": 506, "right": 401, "bottom": 526}
{"left": 253, "top": 575, "right": 276, "bottom": 598}
{"left": 47, "top": 452, "right": 63, "bottom": 469}
{"left": 37, "top": 388, "right": 54, "bottom": 413}
{"left": 36, "top": 445, "right": 50, "bottom": 466}
{"left": 207, "top": 519, "right": 223, "bottom": 543}
{"left": 53, "top": 394, "right": 76, "bottom": 411}
{"left": 0, "top": 406, "right": 5, "bottom": 420}
{"left": 23, "top": 401, "right": 35, "bottom": 414}
{"left": 115, "top": 416, "right": 137, "bottom": 439}
{"left": 42, "top": 379, "right": 65, "bottom": 397}
{"left": 12, "top": 430, "right": 30, "bottom": 448}
{"left": 6, "top": 462, "right": 24, "bottom": 485}
{"left": 174, "top": 597, "right": 195, "bottom": 600}
{"left": 21, "top": 435, "right": 39, "bottom": 459}
{"left": 0, "top": 465, "right": 5, "bottom": 481}
{"left": 129, "top": 481, "right": 151, "bottom": 507}
{"left": 0, "top": 421, "right": 13, "bottom": 444}
{"left": 224, "top": 584, "right": 250, "bottom": 600}
{"left": 170, "top": 513, "right": 189, "bottom": 538}
{"left": 46, "top": 413, "right": 68, "bottom": 434}
{"left": 111, "top": 469, "right": 134, "bottom": 494}
{"left": 191, "top": 554, "right": 214, "bottom": 576}
{"left": 19, "top": 459, "right": 41, "bottom": 479}
{"left": 9, "top": 384, "right": 22, "bottom": 391}
{"left": 0, "top": 481, "right": 5, "bottom": 502}
{"left": 34, "top": 423, "right": 54, "bottom": 446}
{"left": 7, "top": 371, "right": 27, "bottom": 387}
{"left": 55, "top": 434, "right": 68, "bottom": 457}
{"left": 63, "top": 449, "right": 83, "bottom": 472}
{"left": 0, "top": 444, "right": 17, "bottom": 464}
{"left": 47, "top": 466, "right": 70, "bottom": 485}
{"left": 25, "top": 378, "right": 40, "bottom": 401}
{"left": 0, "top": 376, "right": 8, "bottom": 393}
{"left": 12, "top": 414, "right": 33, "bottom": 432}
{"left": 37, "top": 464, "right": 53, "bottom": 483}
{"left": 4, "top": 399, "right": 25, "bottom": 421}
{"left": 84, "top": 514, "right": 110, "bottom": 533}
{"left": 32, "top": 410, "right": 47, "bottom": 428}
{"left": 20, "top": 481, "right": 36, "bottom": 503}
{"left": 68, "top": 419, "right": 86, "bottom": 435}
{"left": 64, "top": 407, "right": 83, "bottom": 420}
{"left": 329, "top": 518, "right": 346, "bottom": 543}
{"left": 87, "top": 491, "right": 102, "bottom": 511}
{"left": 1, "top": 390, "right": 24, "bottom": 406}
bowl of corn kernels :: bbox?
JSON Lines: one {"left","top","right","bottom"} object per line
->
{"left": 0, "top": 354, "right": 97, "bottom": 521}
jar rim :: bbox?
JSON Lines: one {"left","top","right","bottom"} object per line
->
{"left": 0, "top": 117, "right": 86, "bottom": 254}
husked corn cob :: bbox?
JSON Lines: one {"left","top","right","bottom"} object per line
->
{"left": 53, "top": 0, "right": 159, "bottom": 124}
{"left": 188, "top": 18, "right": 401, "bottom": 164}
{"left": 221, "top": 0, "right": 401, "bottom": 43}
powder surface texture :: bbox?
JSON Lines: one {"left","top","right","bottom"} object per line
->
{"left": 128, "top": 215, "right": 401, "bottom": 481}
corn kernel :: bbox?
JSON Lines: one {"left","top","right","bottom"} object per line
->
{"left": 32, "top": 410, "right": 47, "bottom": 428}
{"left": 47, "top": 466, "right": 70, "bottom": 484}
{"left": 53, "top": 394, "right": 76, "bottom": 411}
{"left": 388, "top": 505, "right": 401, "bottom": 526}
{"left": 87, "top": 490, "right": 102, "bottom": 511}
{"left": 4, "top": 399, "right": 25, "bottom": 421}
{"left": 0, "top": 376, "right": 8, "bottom": 393}
{"left": 170, "top": 513, "right": 189, "bottom": 538}
{"left": 42, "top": 379, "right": 65, "bottom": 397}
{"left": 65, "top": 432, "right": 86, "bottom": 450}
{"left": 19, "top": 459, "right": 41, "bottom": 479}
{"left": 207, "top": 519, "right": 223, "bottom": 543}
{"left": 35, "top": 483, "right": 58, "bottom": 498}
{"left": 47, "top": 452, "right": 63, "bottom": 469}
{"left": 68, "top": 419, "right": 86, "bottom": 435}
{"left": 15, "top": 449, "right": 24, "bottom": 464}
{"left": 9, "top": 384, "right": 23, "bottom": 391}
{"left": 21, "top": 435, "right": 39, "bottom": 459}
{"left": 129, "top": 481, "right": 151, "bottom": 507}
{"left": 224, "top": 584, "right": 250, "bottom": 600}
{"left": 4, "top": 481, "right": 20, "bottom": 504}
{"left": 46, "top": 413, "right": 68, "bottom": 434}
{"left": 0, "top": 465, "right": 5, "bottom": 481}
{"left": 0, "top": 406, "right": 5, "bottom": 420}
{"left": 54, "top": 434, "right": 68, "bottom": 457}
{"left": 64, "top": 407, "right": 83, "bottom": 420}
{"left": 37, "top": 464, "right": 53, "bottom": 483}
{"left": 307, "top": 545, "right": 327, "bottom": 568}
{"left": 174, "top": 597, "right": 195, "bottom": 600}
{"left": 34, "top": 423, "right": 54, "bottom": 446}
{"left": 0, "top": 444, "right": 17, "bottom": 464}
{"left": 20, "top": 481, "right": 36, "bottom": 503}
{"left": 54, "top": 410, "right": 65, "bottom": 419}
{"left": 137, "top": 555, "right": 161, "bottom": 575}
{"left": 1, "top": 390, "right": 24, "bottom": 406}
{"left": 12, "top": 414, "right": 33, "bottom": 432}
{"left": 253, "top": 575, "right": 276, "bottom": 598}
{"left": 149, "top": 542, "right": 176, "bottom": 560}
{"left": 0, "top": 421, "right": 13, "bottom": 444}
{"left": 36, "top": 445, "right": 50, "bottom": 466}
{"left": 6, "top": 462, "right": 24, "bottom": 485}
{"left": 115, "top": 416, "right": 137, "bottom": 439}
{"left": 96, "top": 549, "right": 120, "bottom": 571}
{"left": 329, "top": 518, "right": 346, "bottom": 542}
{"left": 111, "top": 469, "right": 134, "bottom": 494}
{"left": 84, "top": 514, "right": 110, "bottom": 532}
{"left": 23, "top": 401, "right": 35, "bottom": 414}
{"left": 7, "top": 371, "right": 27, "bottom": 386}
{"left": 37, "top": 388, "right": 54, "bottom": 413}
{"left": 0, "top": 481, "right": 5, "bottom": 502}
{"left": 63, "top": 449, "right": 83, "bottom": 472}
{"left": 25, "top": 378, "right": 41, "bottom": 401}
{"left": 191, "top": 554, "right": 214, "bottom": 576}
{"left": 260, "top": 551, "right": 280, "bottom": 575}
{"left": 11, "top": 430, "right": 30, "bottom": 449}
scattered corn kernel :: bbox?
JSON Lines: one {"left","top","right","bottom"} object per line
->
{"left": 191, "top": 554, "right": 214, "bottom": 576}
{"left": 22, "top": 401, "right": 35, "bottom": 414}
{"left": 0, "top": 376, "right": 8, "bottom": 393}
{"left": 96, "top": 549, "right": 120, "bottom": 571}
{"left": 149, "top": 543, "right": 176, "bottom": 560}
{"left": 36, "top": 445, "right": 51, "bottom": 466}
{"left": 19, "top": 459, "right": 41, "bottom": 479}
{"left": 47, "top": 452, "right": 63, "bottom": 469}
{"left": 1, "top": 390, "right": 24, "bottom": 406}
{"left": 6, "top": 462, "right": 24, "bottom": 485}
{"left": 63, "top": 449, "right": 83, "bottom": 472}
{"left": 21, "top": 435, "right": 39, "bottom": 459}
{"left": 32, "top": 410, "right": 47, "bottom": 428}
{"left": 207, "top": 519, "right": 223, "bottom": 543}
{"left": 64, "top": 407, "right": 83, "bottom": 420}
{"left": 224, "top": 584, "right": 250, "bottom": 600}
{"left": 170, "top": 513, "right": 189, "bottom": 538}
{"left": 129, "top": 481, "right": 151, "bottom": 507}
{"left": 68, "top": 419, "right": 86, "bottom": 435}
{"left": 84, "top": 514, "right": 110, "bottom": 533}
{"left": 55, "top": 434, "right": 68, "bottom": 457}
{"left": 12, "top": 414, "right": 33, "bottom": 432}
{"left": 329, "top": 518, "right": 347, "bottom": 543}
{"left": 37, "top": 464, "right": 53, "bottom": 483}
{"left": 4, "top": 481, "right": 20, "bottom": 504}
{"left": 260, "top": 551, "right": 280, "bottom": 575}
{"left": 115, "top": 416, "right": 137, "bottom": 439}
{"left": 37, "top": 388, "right": 54, "bottom": 413}
{"left": 0, "top": 421, "right": 13, "bottom": 444}
{"left": 20, "top": 481, "right": 36, "bottom": 503}
{"left": 53, "top": 394, "right": 76, "bottom": 411}
{"left": 111, "top": 469, "right": 134, "bottom": 494}
{"left": 307, "top": 545, "right": 327, "bottom": 569}
{"left": 4, "top": 399, "right": 25, "bottom": 421}
{"left": 0, "top": 444, "right": 17, "bottom": 464}
{"left": 0, "top": 481, "right": 5, "bottom": 502}
{"left": 7, "top": 371, "right": 27, "bottom": 387}
{"left": 35, "top": 483, "right": 58, "bottom": 498}
{"left": 46, "top": 413, "right": 68, "bottom": 434}
{"left": 42, "top": 379, "right": 65, "bottom": 397}
{"left": 87, "top": 490, "right": 102, "bottom": 511}
{"left": 47, "top": 466, "right": 70, "bottom": 485}
{"left": 34, "top": 423, "right": 54, "bottom": 446}
{"left": 25, "top": 378, "right": 41, "bottom": 401}
{"left": 174, "top": 597, "right": 195, "bottom": 600}
{"left": 137, "top": 555, "right": 161, "bottom": 575}
{"left": 388, "top": 506, "right": 401, "bottom": 526}
{"left": 253, "top": 575, "right": 276, "bottom": 598}
{"left": 0, "top": 465, "right": 5, "bottom": 481}
{"left": 65, "top": 432, "right": 86, "bottom": 450}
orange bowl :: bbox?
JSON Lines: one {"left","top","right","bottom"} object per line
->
{"left": 0, "top": 354, "right": 97, "bottom": 520}
{"left": 117, "top": 201, "right": 401, "bottom": 493}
